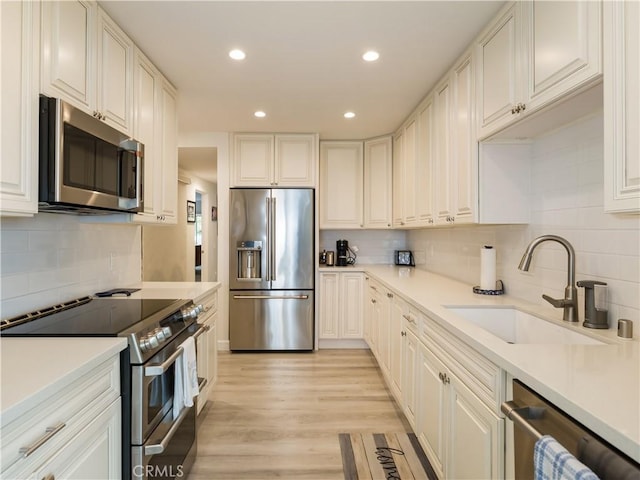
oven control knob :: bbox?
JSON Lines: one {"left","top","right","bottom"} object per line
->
{"left": 162, "top": 326, "right": 172, "bottom": 338}
{"left": 196, "top": 304, "right": 204, "bottom": 314}
{"left": 154, "top": 328, "right": 167, "bottom": 342}
{"left": 139, "top": 337, "right": 151, "bottom": 353}
{"left": 148, "top": 335, "right": 160, "bottom": 349}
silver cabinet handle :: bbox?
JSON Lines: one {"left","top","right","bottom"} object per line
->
{"left": 20, "top": 422, "right": 66, "bottom": 458}
{"left": 42, "top": 475, "right": 55, "bottom": 480}
{"left": 144, "top": 405, "right": 192, "bottom": 455}
{"left": 232, "top": 295, "right": 309, "bottom": 300}
{"left": 501, "top": 401, "right": 545, "bottom": 441}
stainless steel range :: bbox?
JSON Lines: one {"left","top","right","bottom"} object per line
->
{"left": 0, "top": 296, "right": 206, "bottom": 480}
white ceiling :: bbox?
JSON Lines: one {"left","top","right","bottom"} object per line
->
{"left": 101, "top": 1, "right": 505, "bottom": 140}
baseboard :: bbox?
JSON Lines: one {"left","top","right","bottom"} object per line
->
{"left": 318, "top": 339, "right": 369, "bottom": 349}
{"left": 218, "top": 339, "right": 230, "bottom": 351}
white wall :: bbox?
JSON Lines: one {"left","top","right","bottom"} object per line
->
{"left": 0, "top": 214, "right": 141, "bottom": 318}
{"left": 179, "top": 132, "right": 230, "bottom": 348}
{"left": 408, "top": 113, "right": 640, "bottom": 331}
{"left": 185, "top": 173, "right": 218, "bottom": 282}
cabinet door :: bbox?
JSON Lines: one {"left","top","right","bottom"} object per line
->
{"left": 402, "top": 118, "right": 418, "bottom": 225}
{"left": 476, "top": 3, "right": 522, "bottom": 139}
{"left": 363, "top": 136, "right": 393, "bottom": 228}
{"left": 1, "top": 0, "right": 39, "bottom": 216}
{"left": 319, "top": 273, "right": 340, "bottom": 339}
{"left": 32, "top": 399, "right": 121, "bottom": 480}
{"left": 416, "top": 342, "right": 446, "bottom": 479}
{"left": 208, "top": 311, "right": 218, "bottom": 389}
{"left": 274, "top": 134, "right": 316, "bottom": 187}
{"left": 416, "top": 97, "right": 435, "bottom": 225}
{"left": 402, "top": 329, "right": 418, "bottom": 429}
{"left": 132, "top": 49, "right": 158, "bottom": 218}
{"left": 447, "top": 377, "right": 504, "bottom": 479}
{"left": 96, "top": 8, "right": 133, "bottom": 134}
{"left": 525, "top": 1, "right": 602, "bottom": 110}
{"left": 159, "top": 80, "right": 178, "bottom": 222}
{"left": 604, "top": 0, "right": 640, "bottom": 213}
{"left": 340, "top": 273, "right": 364, "bottom": 339}
{"left": 376, "top": 291, "right": 392, "bottom": 377}
{"left": 392, "top": 131, "right": 404, "bottom": 226}
{"left": 319, "top": 141, "right": 363, "bottom": 228}
{"left": 434, "top": 77, "right": 453, "bottom": 224}
{"left": 232, "top": 134, "right": 274, "bottom": 186}
{"left": 452, "top": 53, "right": 476, "bottom": 223}
{"left": 41, "top": 0, "right": 95, "bottom": 111}
{"left": 388, "top": 294, "right": 404, "bottom": 402}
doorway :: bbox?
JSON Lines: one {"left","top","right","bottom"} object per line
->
{"left": 195, "top": 192, "right": 203, "bottom": 282}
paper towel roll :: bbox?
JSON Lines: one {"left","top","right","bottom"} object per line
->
{"left": 480, "top": 246, "right": 496, "bottom": 291}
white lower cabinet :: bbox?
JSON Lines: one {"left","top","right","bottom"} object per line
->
{"left": 32, "top": 399, "right": 121, "bottom": 480}
{"left": 195, "top": 289, "right": 218, "bottom": 414}
{"left": 364, "top": 280, "right": 505, "bottom": 480}
{"left": 1, "top": 355, "right": 122, "bottom": 479}
{"left": 319, "top": 272, "right": 365, "bottom": 343}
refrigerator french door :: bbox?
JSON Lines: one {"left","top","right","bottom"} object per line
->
{"left": 229, "top": 188, "right": 314, "bottom": 351}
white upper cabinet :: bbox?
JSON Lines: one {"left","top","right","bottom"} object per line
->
{"left": 416, "top": 96, "right": 436, "bottom": 225}
{"left": 363, "top": 136, "right": 393, "bottom": 229}
{"left": 232, "top": 133, "right": 317, "bottom": 187}
{"left": 477, "top": 1, "right": 602, "bottom": 141}
{"left": 319, "top": 141, "right": 363, "bottom": 228}
{"left": 392, "top": 131, "right": 404, "bottom": 227}
{"left": 275, "top": 135, "right": 317, "bottom": 187}
{"left": 132, "top": 49, "right": 178, "bottom": 225}
{"left": 604, "top": 0, "right": 640, "bottom": 213}
{"left": 96, "top": 8, "right": 133, "bottom": 134}
{"left": 1, "top": 0, "right": 40, "bottom": 216}
{"left": 451, "top": 52, "right": 476, "bottom": 224}
{"left": 320, "top": 137, "right": 392, "bottom": 229}
{"left": 523, "top": 1, "right": 602, "bottom": 111}
{"left": 476, "top": 2, "right": 523, "bottom": 140}
{"left": 434, "top": 76, "right": 453, "bottom": 224}
{"left": 41, "top": 1, "right": 134, "bottom": 135}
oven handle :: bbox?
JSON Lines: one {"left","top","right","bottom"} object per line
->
{"left": 144, "top": 405, "right": 192, "bottom": 456}
{"left": 144, "top": 324, "right": 210, "bottom": 377}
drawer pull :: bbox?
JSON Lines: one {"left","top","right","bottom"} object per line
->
{"left": 20, "top": 422, "right": 66, "bottom": 458}
{"left": 42, "top": 475, "right": 55, "bottom": 480}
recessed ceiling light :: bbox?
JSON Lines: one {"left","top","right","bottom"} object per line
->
{"left": 229, "top": 49, "right": 246, "bottom": 60}
{"left": 362, "top": 50, "right": 379, "bottom": 62}
{"left": 344, "top": 112, "right": 356, "bottom": 119}
{"left": 254, "top": 111, "right": 266, "bottom": 118}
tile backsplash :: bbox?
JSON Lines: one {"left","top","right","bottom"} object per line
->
{"left": 320, "top": 229, "right": 407, "bottom": 265}
{"left": 0, "top": 214, "right": 141, "bottom": 318}
{"left": 408, "top": 113, "right": 640, "bottom": 329}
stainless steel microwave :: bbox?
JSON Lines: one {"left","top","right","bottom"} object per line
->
{"left": 38, "top": 95, "right": 144, "bottom": 214}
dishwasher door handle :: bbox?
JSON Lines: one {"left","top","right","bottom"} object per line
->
{"left": 501, "top": 400, "right": 545, "bottom": 441}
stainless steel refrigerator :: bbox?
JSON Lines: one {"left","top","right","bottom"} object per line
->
{"left": 229, "top": 188, "right": 314, "bottom": 350}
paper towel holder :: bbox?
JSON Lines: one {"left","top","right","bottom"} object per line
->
{"left": 473, "top": 279, "right": 505, "bottom": 295}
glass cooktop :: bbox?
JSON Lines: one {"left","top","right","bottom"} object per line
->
{"left": 0, "top": 298, "right": 183, "bottom": 337}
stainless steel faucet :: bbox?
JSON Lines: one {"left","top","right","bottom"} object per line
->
{"left": 518, "top": 235, "right": 579, "bottom": 322}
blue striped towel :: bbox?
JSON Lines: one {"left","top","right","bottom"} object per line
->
{"left": 535, "top": 435, "right": 600, "bottom": 480}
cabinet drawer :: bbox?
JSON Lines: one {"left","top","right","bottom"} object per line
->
{"left": 420, "top": 315, "right": 503, "bottom": 410}
{"left": 1, "top": 356, "right": 120, "bottom": 473}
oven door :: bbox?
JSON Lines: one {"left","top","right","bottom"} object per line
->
{"left": 131, "top": 323, "right": 206, "bottom": 444}
{"left": 131, "top": 406, "right": 197, "bottom": 480}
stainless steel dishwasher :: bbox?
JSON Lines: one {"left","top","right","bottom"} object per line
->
{"left": 502, "top": 380, "right": 640, "bottom": 480}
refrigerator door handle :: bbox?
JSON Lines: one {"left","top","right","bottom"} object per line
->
{"left": 265, "top": 197, "right": 271, "bottom": 281}
{"left": 271, "top": 196, "right": 276, "bottom": 281}
{"left": 233, "top": 294, "right": 310, "bottom": 300}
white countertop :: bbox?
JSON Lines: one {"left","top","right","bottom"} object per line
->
{"left": 363, "top": 265, "right": 640, "bottom": 463}
{"left": 0, "top": 337, "right": 127, "bottom": 426}
{"left": 125, "top": 281, "right": 220, "bottom": 302}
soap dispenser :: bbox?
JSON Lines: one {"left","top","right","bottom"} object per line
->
{"left": 577, "top": 280, "right": 609, "bottom": 329}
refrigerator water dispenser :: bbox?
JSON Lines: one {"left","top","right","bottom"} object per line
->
{"left": 237, "top": 241, "right": 262, "bottom": 280}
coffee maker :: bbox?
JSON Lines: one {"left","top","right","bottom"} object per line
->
{"left": 336, "top": 239, "right": 350, "bottom": 266}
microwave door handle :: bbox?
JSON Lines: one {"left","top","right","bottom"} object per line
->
{"left": 144, "top": 404, "right": 193, "bottom": 456}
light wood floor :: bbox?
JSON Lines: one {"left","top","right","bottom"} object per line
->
{"left": 187, "top": 349, "right": 411, "bottom": 480}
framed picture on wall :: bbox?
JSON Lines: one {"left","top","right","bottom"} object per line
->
{"left": 187, "top": 200, "right": 196, "bottom": 223}
{"left": 211, "top": 206, "right": 218, "bottom": 222}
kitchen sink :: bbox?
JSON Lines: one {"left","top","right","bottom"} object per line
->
{"left": 445, "top": 306, "right": 605, "bottom": 345}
